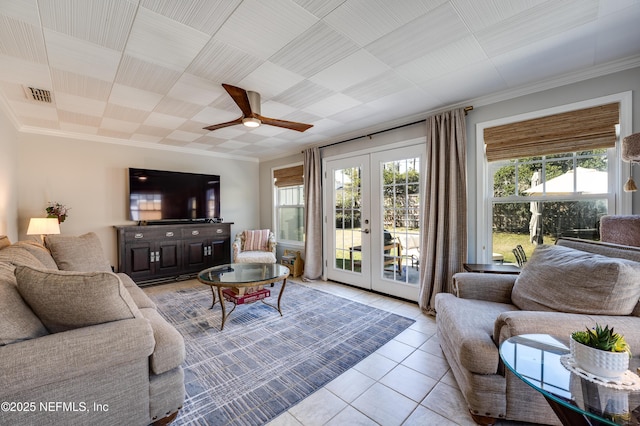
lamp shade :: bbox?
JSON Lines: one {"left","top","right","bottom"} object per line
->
{"left": 26, "top": 218, "right": 61, "bottom": 236}
{"left": 622, "top": 133, "right": 640, "bottom": 162}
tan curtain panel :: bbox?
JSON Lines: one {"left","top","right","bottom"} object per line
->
{"left": 484, "top": 103, "right": 619, "bottom": 162}
{"left": 419, "top": 108, "right": 467, "bottom": 315}
{"left": 274, "top": 165, "right": 304, "bottom": 187}
{"left": 302, "top": 148, "right": 322, "bottom": 281}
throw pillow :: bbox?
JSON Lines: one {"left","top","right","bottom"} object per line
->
{"left": 512, "top": 244, "right": 640, "bottom": 315}
{"left": 0, "top": 235, "right": 10, "bottom": 250}
{"left": 0, "top": 263, "right": 49, "bottom": 345}
{"left": 45, "top": 232, "right": 111, "bottom": 272}
{"left": 15, "top": 265, "right": 141, "bottom": 333}
{"left": 13, "top": 241, "right": 59, "bottom": 270}
{"left": 244, "top": 229, "right": 270, "bottom": 251}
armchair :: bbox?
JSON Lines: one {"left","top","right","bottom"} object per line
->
{"left": 232, "top": 229, "right": 277, "bottom": 264}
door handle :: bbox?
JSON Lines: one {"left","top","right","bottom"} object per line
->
{"left": 362, "top": 229, "right": 370, "bottom": 234}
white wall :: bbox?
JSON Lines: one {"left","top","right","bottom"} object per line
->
{"left": 0, "top": 106, "right": 19, "bottom": 241}
{"left": 16, "top": 132, "right": 260, "bottom": 266}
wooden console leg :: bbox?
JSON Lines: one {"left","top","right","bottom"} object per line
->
{"left": 470, "top": 411, "right": 497, "bottom": 426}
{"left": 151, "top": 410, "right": 179, "bottom": 426}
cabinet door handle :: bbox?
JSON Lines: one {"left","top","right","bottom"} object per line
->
{"left": 135, "top": 233, "right": 143, "bottom": 239}
{"left": 155, "top": 251, "right": 160, "bottom": 262}
{"left": 166, "top": 232, "right": 174, "bottom": 237}
{"left": 192, "top": 230, "right": 200, "bottom": 236}
{"left": 216, "top": 229, "right": 223, "bottom": 234}
{"left": 150, "top": 251, "right": 155, "bottom": 263}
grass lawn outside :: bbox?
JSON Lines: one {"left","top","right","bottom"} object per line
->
{"left": 492, "top": 232, "right": 557, "bottom": 264}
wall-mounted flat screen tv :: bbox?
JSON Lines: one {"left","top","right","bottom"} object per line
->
{"left": 128, "top": 168, "right": 220, "bottom": 223}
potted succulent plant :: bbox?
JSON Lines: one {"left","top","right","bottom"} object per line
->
{"left": 570, "top": 324, "right": 631, "bottom": 378}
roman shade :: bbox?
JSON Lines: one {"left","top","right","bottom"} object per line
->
{"left": 484, "top": 103, "right": 619, "bottom": 162}
{"left": 274, "top": 165, "right": 303, "bottom": 187}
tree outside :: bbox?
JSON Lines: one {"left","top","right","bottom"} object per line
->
{"left": 491, "top": 149, "right": 609, "bottom": 263}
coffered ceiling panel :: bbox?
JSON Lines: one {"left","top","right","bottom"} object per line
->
{"left": 44, "top": 29, "right": 121, "bottom": 81}
{"left": 0, "top": 0, "right": 638, "bottom": 160}
{"left": 51, "top": 69, "right": 111, "bottom": 101}
{"left": 140, "top": 0, "right": 241, "bottom": 36}
{"left": 125, "top": 7, "right": 210, "bottom": 70}
{"left": 270, "top": 21, "right": 359, "bottom": 78}
{"left": 214, "top": 0, "right": 317, "bottom": 60}
{"left": 365, "top": 3, "right": 470, "bottom": 68}
{"left": 0, "top": 15, "right": 46, "bottom": 62}
{"left": 474, "top": 0, "right": 599, "bottom": 56}
{"left": 38, "top": 0, "right": 136, "bottom": 51}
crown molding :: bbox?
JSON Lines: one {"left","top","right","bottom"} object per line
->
{"left": 19, "top": 125, "right": 260, "bottom": 163}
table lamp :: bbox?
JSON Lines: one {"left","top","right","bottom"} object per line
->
{"left": 26, "top": 217, "right": 61, "bottom": 243}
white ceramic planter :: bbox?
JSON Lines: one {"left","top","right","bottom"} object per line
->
{"left": 570, "top": 336, "right": 629, "bottom": 378}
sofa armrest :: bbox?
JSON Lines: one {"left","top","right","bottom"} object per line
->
{"left": 140, "top": 308, "right": 185, "bottom": 375}
{"left": 0, "top": 318, "right": 154, "bottom": 395}
{"left": 453, "top": 272, "right": 516, "bottom": 303}
{"left": 494, "top": 311, "right": 640, "bottom": 349}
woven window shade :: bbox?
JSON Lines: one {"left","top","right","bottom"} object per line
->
{"left": 274, "top": 165, "right": 303, "bottom": 187}
{"left": 484, "top": 103, "right": 619, "bottom": 162}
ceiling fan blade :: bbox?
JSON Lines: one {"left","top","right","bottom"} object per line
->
{"left": 203, "top": 117, "right": 244, "bottom": 131}
{"left": 256, "top": 114, "right": 313, "bottom": 132}
{"left": 222, "top": 83, "right": 253, "bottom": 117}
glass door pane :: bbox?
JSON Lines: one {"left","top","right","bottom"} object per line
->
{"left": 334, "top": 166, "right": 362, "bottom": 273}
{"left": 381, "top": 157, "right": 421, "bottom": 285}
{"left": 325, "top": 155, "right": 371, "bottom": 289}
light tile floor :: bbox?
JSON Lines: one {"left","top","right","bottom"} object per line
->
{"left": 267, "top": 278, "right": 536, "bottom": 426}
{"left": 146, "top": 278, "right": 534, "bottom": 426}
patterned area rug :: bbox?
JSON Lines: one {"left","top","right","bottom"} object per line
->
{"left": 148, "top": 280, "right": 415, "bottom": 425}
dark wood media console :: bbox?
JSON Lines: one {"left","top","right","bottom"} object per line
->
{"left": 115, "top": 222, "right": 233, "bottom": 285}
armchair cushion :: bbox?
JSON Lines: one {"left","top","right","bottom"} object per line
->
{"left": 243, "top": 229, "right": 270, "bottom": 251}
{"left": 512, "top": 244, "right": 640, "bottom": 315}
{"left": 45, "top": 232, "right": 111, "bottom": 272}
{"left": 15, "top": 266, "right": 141, "bottom": 333}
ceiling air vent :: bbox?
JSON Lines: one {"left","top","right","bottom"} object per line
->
{"left": 24, "top": 86, "right": 52, "bottom": 103}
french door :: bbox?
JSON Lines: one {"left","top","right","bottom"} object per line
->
{"left": 324, "top": 144, "right": 424, "bottom": 301}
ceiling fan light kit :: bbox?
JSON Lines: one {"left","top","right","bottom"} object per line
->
{"left": 203, "top": 84, "right": 313, "bottom": 133}
{"left": 242, "top": 117, "right": 261, "bottom": 128}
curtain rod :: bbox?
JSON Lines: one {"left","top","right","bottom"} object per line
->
{"left": 304, "top": 106, "right": 473, "bottom": 152}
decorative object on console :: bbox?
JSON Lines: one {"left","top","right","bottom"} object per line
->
{"left": 570, "top": 324, "right": 631, "bottom": 378}
{"left": 621, "top": 132, "right": 640, "bottom": 192}
{"left": 281, "top": 249, "right": 304, "bottom": 277}
{"left": 46, "top": 201, "right": 70, "bottom": 223}
{"left": 26, "top": 217, "right": 60, "bottom": 243}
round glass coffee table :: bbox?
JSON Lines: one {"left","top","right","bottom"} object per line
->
{"left": 197, "top": 263, "right": 290, "bottom": 330}
{"left": 500, "top": 334, "right": 640, "bottom": 425}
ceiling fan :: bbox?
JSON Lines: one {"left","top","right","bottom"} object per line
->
{"left": 203, "top": 84, "right": 313, "bottom": 133}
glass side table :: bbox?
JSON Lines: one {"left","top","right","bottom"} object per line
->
{"left": 500, "top": 334, "right": 640, "bottom": 425}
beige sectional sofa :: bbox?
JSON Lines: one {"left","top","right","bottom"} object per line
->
{"left": 0, "top": 233, "right": 185, "bottom": 426}
{"left": 436, "top": 237, "right": 640, "bottom": 425}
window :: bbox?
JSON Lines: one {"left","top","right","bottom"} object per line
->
{"left": 490, "top": 149, "right": 612, "bottom": 264}
{"left": 274, "top": 165, "right": 304, "bottom": 244}
{"left": 477, "top": 94, "right": 632, "bottom": 265}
